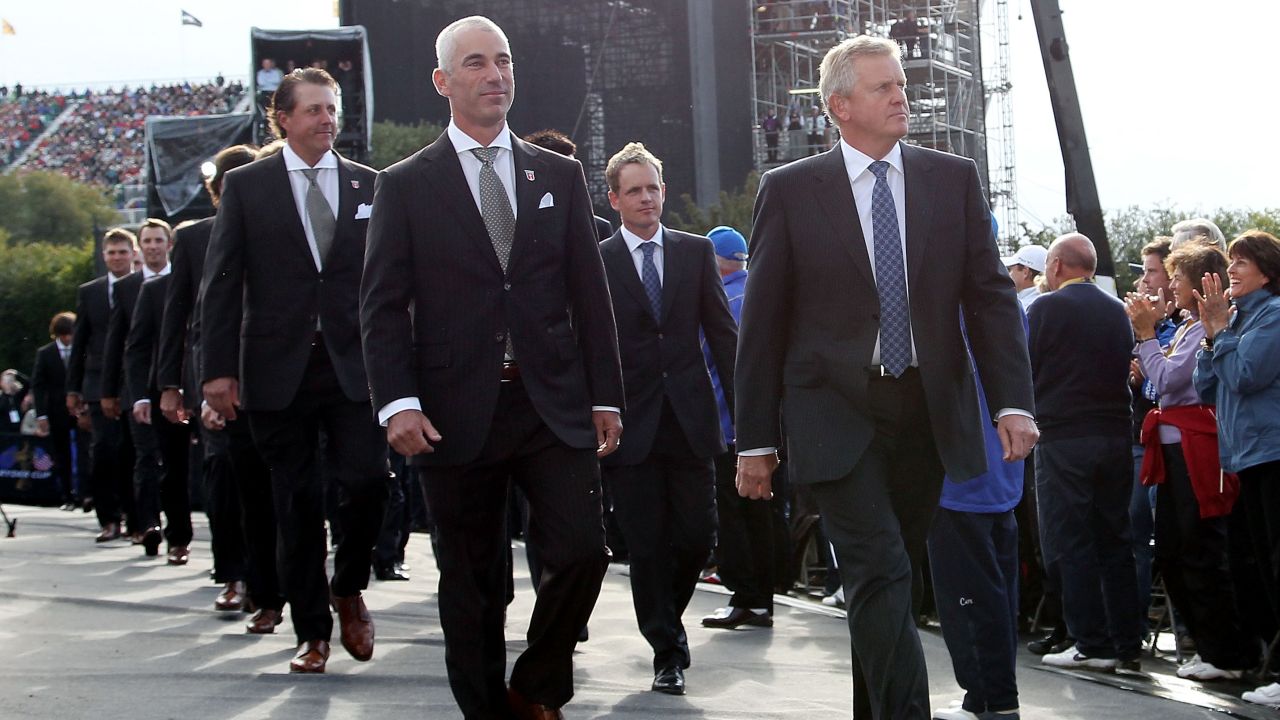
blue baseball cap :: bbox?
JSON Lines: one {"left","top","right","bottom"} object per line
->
{"left": 708, "top": 226, "right": 748, "bottom": 261}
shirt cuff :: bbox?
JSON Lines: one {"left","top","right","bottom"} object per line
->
{"left": 738, "top": 447, "right": 778, "bottom": 456}
{"left": 378, "top": 397, "right": 422, "bottom": 427}
{"left": 994, "top": 408, "right": 1033, "bottom": 421}
{"left": 37, "top": 415, "right": 48, "bottom": 421}
{"left": 133, "top": 399, "right": 151, "bottom": 409}
{"left": 591, "top": 406, "right": 621, "bottom": 414}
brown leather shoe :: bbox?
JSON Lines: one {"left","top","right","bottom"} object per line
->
{"left": 214, "top": 581, "right": 246, "bottom": 612}
{"left": 289, "top": 640, "right": 329, "bottom": 674}
{"left": 332, "top": 593, "right": 374, "bottom": 661}
{"left": 508, "top": 686, "right": 565, "bottom": 720}
{"left": 245, "top": 608, "right": 283, "bottom": 634}
{"left": 166, "top": 545, "right": 190, "bottom": 565}
{"left": 94, "top": 523, "right": 121, "bottom": 543}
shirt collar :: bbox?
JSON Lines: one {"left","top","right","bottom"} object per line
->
{"left": 448, "top": 120, "right": 513, "bottom": 156}
{"left": 1234, "top": 287, "right": 1276, "bottom": 312}
{"left": 108, "top": 272, "right": 127, "bottom": 287}
{"left": 621, "top": 224, "right": 665, "bottom": 254}
{"left": 282, "top": 142, "right": 338, "bottom": 172}
{"left": 143, "top": 263, "right": 171, "bottom": 280}
{"left": 56, "top": 338, "right": 70, "bottom": 352}
{"left": 724, "top": 269, "right": 748, "bottom": 284}
{"left": 1058, "top": 276, "right": 1091, "bottom": 288}
{"left": 839, "top": 139, "right": 903, "bottom": 181}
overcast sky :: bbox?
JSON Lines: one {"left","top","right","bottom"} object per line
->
{"left": 1, "top": 0, "right": 1275, "bottom": 229}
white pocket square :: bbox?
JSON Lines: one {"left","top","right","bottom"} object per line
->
{"left": 354, "top": 203, "right": 372, "bottom": 220}
{"left": 538, "top": 192, "right": 554, "bottom": 209}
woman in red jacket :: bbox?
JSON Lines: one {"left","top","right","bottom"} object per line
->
{"left": 1126, "top": 242, "right": 1255, "bottom": 681}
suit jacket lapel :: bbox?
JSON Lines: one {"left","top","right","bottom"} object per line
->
{"left": 331, "top": 156, "right": 360, "bottom": 266}
{"left": 812, "top": 146, "right": 876, "bottom": 288}
{"left": 602, "top": 234, "right": 652, "bottom": 318}
{"left": 270, "top": 153, "right": 316, "bottom": 270}
{"left": 658, "top": 228, "right": 683, "bottom": 323}
{"left": 418, "top": 135, "right": 503, "bottom": 276}
{"left": 901, "top": 143, "right": 935, "bottom": 290}
{"left": 509, "top": 135, "right": 547, "bottom": 273}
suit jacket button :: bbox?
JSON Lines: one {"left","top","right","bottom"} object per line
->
{"left": 495, "top": 332, "right": 505, "bottom": 342}
{"left": 657, "top": 333, "right": 664, "bottom": 340}
{"left": 503, "top": 283, "right": 511, "bottom": 291}
{"left": 662, "top": 371, "right": 668, "bottom": 378}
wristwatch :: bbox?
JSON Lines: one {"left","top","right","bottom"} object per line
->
{"left": 1200, "top": 335, "right": 1214, "bottom": 352}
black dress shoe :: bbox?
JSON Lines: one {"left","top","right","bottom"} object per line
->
{"left": 373, "top": 563, "right": 410, "bottom": 581}
{"left": 701, "top": 607, "right": 773, "bottom": 629}
{"left": 652, "top": 665, "right": 685, "bottom": 695}
{"left": 1027, "top": 628, "right": 1073, "bottom": 655}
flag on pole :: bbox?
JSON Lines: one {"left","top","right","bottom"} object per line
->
{"left": 1, "top": 19, "right": 16, "bottom": 35}
{"left": 181, "top": 10, "right": 203, "bottom": 27}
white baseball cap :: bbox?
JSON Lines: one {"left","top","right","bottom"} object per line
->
{"left": 1002, "top": 245, "right": 1048, "bottom": 273}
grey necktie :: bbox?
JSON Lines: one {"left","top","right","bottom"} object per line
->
{"left": 300, "top": 168, "right": 336, "bottom": 266}
{"left": 470, "top": 147, "right": 515, "bottom": 273}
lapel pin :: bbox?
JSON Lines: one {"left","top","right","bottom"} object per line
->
{"left": 351, "top": 180, "right": 360, "bottom": 189}
{"left": 525, "top": 170, "right": 536, "bottom": 182}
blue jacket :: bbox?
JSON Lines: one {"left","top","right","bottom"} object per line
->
{"left": 1194, "top": 290, "right": 1280, "bottom": 473}
{"left": 706, "top": 269, "right": 746, "bottom": 447}
{"left": 940, "top": 310, "right": 1027, "bottom": 513}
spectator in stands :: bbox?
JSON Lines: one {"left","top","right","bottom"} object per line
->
{"left": 1171, "top": 217, "right": 1227, "bottom": 252}
{"left": 804, "top": 105, "right": 824, "bottom": 155}
{"left": 1128, "top": 242, "right": 1256, "bottom": 681}
{"left": 256, "top": 58, "right": 283, "bottom": 92}
{"left": 1030, "top": 233, "right": 1143, "bottom": 672}
{"left": 1002, "top": 244, "right": 1048, "bottom": 311}
{"left": 891, "top": 10, "right": 929, "bottom": 59}
{"left": 1193, "top": 230, "right": 1280, "bottom": 707}
{"left": 761, "top": 108, "right": 781, "bottom": 163}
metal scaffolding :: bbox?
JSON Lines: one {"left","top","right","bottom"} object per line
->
{"left": 750, "top": 0, "right": 1015, "bottom": 239}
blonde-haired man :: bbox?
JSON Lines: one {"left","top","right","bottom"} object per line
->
{"left": 735, "top": 35, "right": 1037, "bottom": 718}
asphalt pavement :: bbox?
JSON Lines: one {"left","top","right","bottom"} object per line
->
{"left": 0, "top": 505, "right": 1275, "bottom": 719}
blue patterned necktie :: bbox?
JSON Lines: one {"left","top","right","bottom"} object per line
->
{"left": 640, "top": 241, "right": 662, "bottom": 319}
{"left": 869, "top": 160, "right": 911, "bottom": 376}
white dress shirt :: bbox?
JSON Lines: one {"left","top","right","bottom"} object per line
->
{"left": 1017, "top": 286, "right": 1040, "bottom": 311}
{"left": 620, "top": 223, "right": 665, "bottom": 284}
{"left": 282, "top": 143, "right": 339, "bottom": 272}
{"left": 447, "top": 120, "right": 518, "bottom": 221}
{"left": 133, "top": 262, "right": 173, "bottom": 409}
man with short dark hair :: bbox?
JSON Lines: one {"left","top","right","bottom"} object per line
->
{"left": 101, "top": 219, "right": 178, "bottom": 558}
{"left": 1031, "top": 233, "right": 1143, "bottom": 672}
{"left": 202, "top": 67, "right": 385, "bottom": 674}
{"left": 32, "top": 312, "right": 79, "bottom": 508}
{"left": 67, "top": 228, "right": 139, "bottom": 542}
{"left": 599, "top": 142, "right": 738, "bottom": 696}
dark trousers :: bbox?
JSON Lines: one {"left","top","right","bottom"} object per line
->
{"left": 201, "top": 424, "right": 245, "bottom": 584}
{"left": 1154, "top": 442, "right": 1254, "bottom": 668}
{"left": 928, "top": 508, "right": 1020, "bottom": 714}
{"left": 1130, "top": 445, "right": 1156, "bottom": 622}
{"left": 807, "top": 369, "right": 941, "bottom": 720}
{"left": 130, "top": 404, "right": 192, "bottom": 546}
{"left": 418, "top": 380, "right": 607, "bottom": 719}
{"left": 606, "top": 404, "right": 717, "bottom": 671}
{"left": 89, "top": 401, "right": 135, "bottom": 530}
{"left": 713, "top": 446, "right": 775, "bottom": 609}
{"left": 1239, "top": 461, "right": 1280, "bottom": 637}
{"left": 226, "top": 416, "right": 283, "bottom": 611}
{"left": 47, "top": 419, "right": 73, "bottom": 502}
{"left": 1035, "top": 435, "right": 1143, "bottom": 660}
{"left": 248, "top": 343, "right": 388, "bottom": 643}
{"left": 374, "top": 454, "right": 412, "bottom": 569}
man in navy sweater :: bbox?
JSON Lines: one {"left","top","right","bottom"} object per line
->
{"left": 1028, "top": 233, "right": 1142, "bottom": 672}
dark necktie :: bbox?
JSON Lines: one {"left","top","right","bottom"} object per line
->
{"left": 640, "top": 241, "right": 662, "bottom": 319}
{"left": 869, "top": 160, "right": 911, "bottom": 376}
{"left": 60, "top": 347, "right": 69, "bottom": 367}
{"left": 470, "top": 147, "right": 515, "bottom": 273}
{"left": 300, "top": 168, "right": 335, "bottom": 266}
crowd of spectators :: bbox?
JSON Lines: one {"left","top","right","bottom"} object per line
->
{"left": 16, "top": 81, "right": 243, "bottom": 187}
{"left": 0, "top": 88, "right": 67, "bottom": 166}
